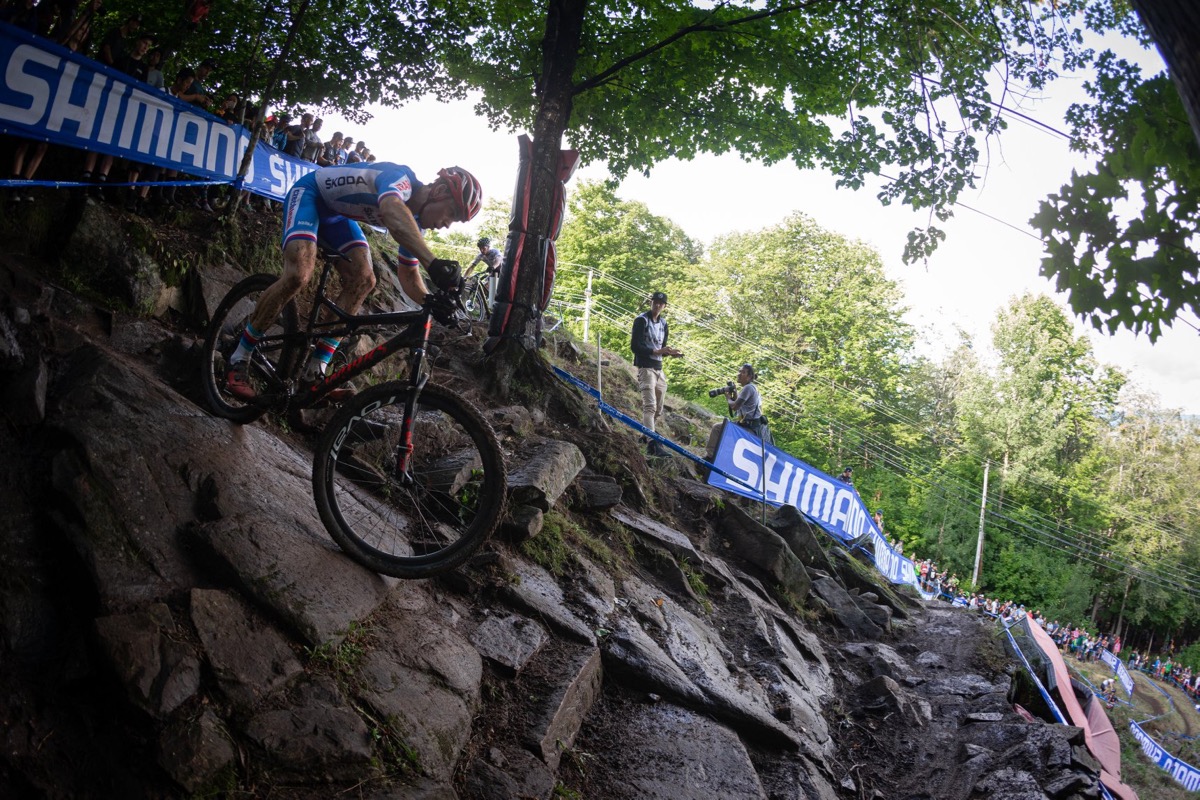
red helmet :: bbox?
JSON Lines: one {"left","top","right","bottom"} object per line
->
{"left": 437, "top": 166, "right": 482, "bottom": 222}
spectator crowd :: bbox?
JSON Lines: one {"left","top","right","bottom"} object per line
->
{"left": 1, "top": 2, "right": 378, "bottom": 214}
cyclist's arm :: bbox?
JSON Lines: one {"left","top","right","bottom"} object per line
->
{"left": 378, "top": 194, "right": 433, "bottom": 302}
{"left": 464, "top": 253, "right": 485, "bottom": 277}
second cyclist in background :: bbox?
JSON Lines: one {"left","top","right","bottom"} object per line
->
{"left": 224, "top": 163, "right": 483, "bottom": 400}
{"left": 466, "top": 237, "right": 503, "bottom": 277}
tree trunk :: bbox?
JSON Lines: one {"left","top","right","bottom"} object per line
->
{"left": 1131, "top": 0, "right": 1200, "bottom": 149}
{"left": 490, "top": 0, "right": 585, "bottom": 376}
{"left": 229, "top": 0, "right": 313, "bottom": 215}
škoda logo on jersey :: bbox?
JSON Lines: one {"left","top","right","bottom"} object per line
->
{"left": 325, "top": 175, "right": 369, "bottom": 189}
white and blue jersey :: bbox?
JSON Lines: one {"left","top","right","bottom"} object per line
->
{"left": 282, "top": 163, "right": 423, "bottom": 267}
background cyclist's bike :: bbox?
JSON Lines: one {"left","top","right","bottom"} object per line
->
{"left": 199, "top": 253, "right": 506, "bottom": 578}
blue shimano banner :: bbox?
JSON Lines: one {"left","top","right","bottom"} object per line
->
{"left": 705, "top": 422, "right": 920, "bottom": 587}
{"left": 1099, "top": 649, "right": 1134, "bottom": 697}
{"left": 1130, "top": 721, "right": 1200, "bottom": 791}
{"left": 0, "top": 22, "right": 313, "bottom": 199}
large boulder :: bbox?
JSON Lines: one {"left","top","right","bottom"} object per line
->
{"left": 719, "top": 505, "right": 812, "bottom": 602}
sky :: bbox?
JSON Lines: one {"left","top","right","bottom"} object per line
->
{"left": 314, "top": 51, "right": 1200, "bottom": 415}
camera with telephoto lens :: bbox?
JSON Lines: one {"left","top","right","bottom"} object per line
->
{"left": 708, "top": 381, "right": 736, "bottom": 398}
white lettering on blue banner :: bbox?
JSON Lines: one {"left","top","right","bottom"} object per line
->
{"left": 706, "top": 422, "right": 920, "bottom": 589}
{"left": 0, "top": 22, "right": 312, "bottom": 200}
{"left": 1130, "top": 722, "right": 1200, "bottom": 791}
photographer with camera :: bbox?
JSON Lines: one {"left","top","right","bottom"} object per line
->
{"left": 631, "top": 291, "right": 683, "bottom": 457}
{"left": 723, "top": 364, "right": 771, "bottom": 444}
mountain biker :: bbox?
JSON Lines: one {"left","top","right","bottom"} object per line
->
{"left": 225, "top": 164, "right": 482, "bottom": 400}
{"left": 466, "top": 236, "right": 502, "bottom": 277}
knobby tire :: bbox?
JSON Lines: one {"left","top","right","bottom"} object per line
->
{"left": 312, "top": 382, "right": 506, "bottom": 578}
{"left": 200, "top": 273, "right": 300, "bottom": 423}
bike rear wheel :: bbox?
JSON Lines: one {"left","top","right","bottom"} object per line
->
{"left": 312, "top": 382, "right": 506, "bottom": 578}
{"left": 200, "top": 273, "right": 301, "bottom": 423}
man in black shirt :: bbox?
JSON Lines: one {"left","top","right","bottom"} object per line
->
{"left": 630, "top": 291, "right": 682, "bottom": 455}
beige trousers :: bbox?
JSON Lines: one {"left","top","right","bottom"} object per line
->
{"left": 637, "top": 367, "right": 666, "bottom": 432}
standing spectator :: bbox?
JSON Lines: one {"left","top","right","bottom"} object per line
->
{"left": 838, "top": 467, "right": 853, "bottom": 484}
{"left": 179, "top": 58, "right": 216, "bottom": 108}
{"left": 301, "top": 118, "right": 324, "bottom": 162}
{"left": 319, "top": 131, "right": 344, "bottom": 166}
{"left": 873, "top": 508, "right": 884, "bottom": 532}
{"left": 271, "top": 114, "right": 291, "bottom": 150}
{"left": 98, "top": 12, "right": 141, "bottom": 66}
{"left": 216, "top": 93, "right": 241, "bottom": 123}
{"left": 144, "top": 47, "right": 166, "bottom": 89}
{"left": 58, "top": 0, "right": 101, "bottom": 52}
{"left": 284, "top": 113, "right": 313, "bottom": 157}
{"left": 340, "top": 136, "right": 355, "bottom": 164}
{"left": 630, "top": 291, "right": 682, "bottom": 456}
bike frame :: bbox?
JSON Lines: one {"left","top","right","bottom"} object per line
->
{"left": 249, "top": 255, "right": 434, "bottom": 413}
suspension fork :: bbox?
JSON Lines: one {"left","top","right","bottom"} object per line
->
{"left": 392, "top": 316, "right": 433, "bottom": 478}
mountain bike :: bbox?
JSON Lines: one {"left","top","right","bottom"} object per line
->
{"left": 461, "top": 268, "right": 494, "bottom": 322}
{"left": 199, "top": 250, "right": 506, "bottom": 578}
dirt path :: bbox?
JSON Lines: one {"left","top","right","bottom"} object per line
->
{"left": 1136, "top": 672, "right": 1200, "bottom": 737}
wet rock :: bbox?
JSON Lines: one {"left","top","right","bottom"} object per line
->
{"left": 62, "top": 204, "right": 165, "bottom": 312}
{"left": 608, "top": 576, "right": 803, "bottom": 749}
{"left": 5, "top": 354, "right": 46, "bottom": 425}
{"left": 925, "top": 673, "right": 1001, "bottom": 699}
{"left": 854, "top": 675, "right": 931, "bottom": 728}
{"left": 523, "top": 647, "right": 603, "bottom": 770}
{"left": 972, "top": 766, "right": 1045, "bottom": 798}
{"left": 245, "top": 691, "right": 373, "bottom": 777}
{"left": 158, "top": 709, "right": 235, "bottom": 791}
{"left": 829, "top": 548, "right": 914, "bottom": 619}
{"left": 916, "top": 650, "right": 948, "bottom": 669}
{"left": 501, "top": 559, "right": 596, "bottom": 644}
{"left": 719, "top": 505, "right": 812, "bottom": 601}
{"left": 190, "top": 588, "right": 302, "bottom": 707}
{"left": 852, "top": 595, "right": 893, "bottom": 632}
{"left": 487, "top": 405, "right": 543, "bottom": 437}
{"left": 499, "top": 503, "right": 543, "bottom": 543}
{"left": 470, "top": 613, "right": 548, "bottom": 676}
{"left": 192, "top": 516, "right": 395, "bottom": 647}
{"left": 573, "top": 473, "right": 623, "bottom": 510}
{"left": 465, "top": 749, "right": 555, "bottom": 800}
{"left": 586, "top": 703, "right": 769, "bottom": 799}
{"left": 841, "top": 642, "right": 913, "bottom": 681}
{"left": 183, "top": 261, "right": 249, "bottom": 326}
{"left": 810, "top": 578, "right": 883, "bottom": 640}
{"left": 611, "top": 504, "right": 702, "bottom": 565}
{"left": 767, "top": 504, "right": 837, "bottom": 574}
{"left": 570, "top": 555, "right": 617, "bottom": 626}
{"left": 354, "top": 601, "right": 483, "bottom": 780}
{"left": 93, "top": 604, "right": 200, "bottom": 718}
{"left": 506, "top": 438, "right": 585, "bottom": 511}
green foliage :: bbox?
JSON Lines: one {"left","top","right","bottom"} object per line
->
{"left": 1032, "top": 62, "right": 1200, "bottom": 341}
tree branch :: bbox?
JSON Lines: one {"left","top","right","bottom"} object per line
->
{"left": 573, "top": 0, "right": 832, "bottom": 95}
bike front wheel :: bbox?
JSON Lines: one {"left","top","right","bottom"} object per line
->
{"left": 312, "top": 382, "right": 506, "bottom": 578}
{"left": 462, "top": 277, "right": 489, "bottom": 322}
{"left": 200, "top": 273, "right": 301, "bottom": 423}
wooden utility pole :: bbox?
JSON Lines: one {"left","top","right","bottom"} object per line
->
{"left": 972, "top": 460, "right": 990, "bottom": 588}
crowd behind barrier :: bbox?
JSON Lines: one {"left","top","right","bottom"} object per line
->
{"left": 0, "top": 12, "right": 381, "bottom": 215}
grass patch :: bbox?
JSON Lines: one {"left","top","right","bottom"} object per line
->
{"left": 521, "top": 510, "right": 631, "bottom": 579}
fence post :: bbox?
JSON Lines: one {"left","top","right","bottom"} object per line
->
{"left": 582, "top": 268, "right": 594, "bottom": 341}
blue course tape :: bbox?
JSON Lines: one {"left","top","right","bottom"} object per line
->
{"left": 0, "top": 178, "right": 227, "bottom": 190}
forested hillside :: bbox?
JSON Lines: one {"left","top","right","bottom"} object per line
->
{"left": 441, "top": 181, "right": 1200, "bottom": 659}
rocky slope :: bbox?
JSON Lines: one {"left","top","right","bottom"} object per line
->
{"left": 0, "top": 205, "right": 1125, "bottom": 799}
